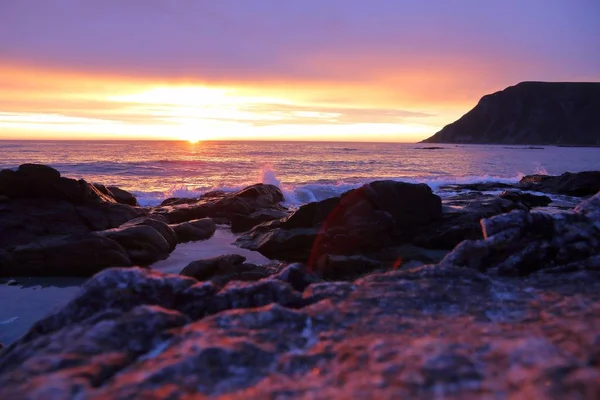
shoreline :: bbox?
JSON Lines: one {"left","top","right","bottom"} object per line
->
{"left": 0, "top": 227, "right": 272, "bottom": 345}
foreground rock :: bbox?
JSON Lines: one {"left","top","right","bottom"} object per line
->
{"left": 237, "top": 181, "right": 442, "bottom": 269}
{"left": 1, "top": 262, "right": 599, "bottom": 398}
{"left": 422, "top": 81, "right": 600, "bottom": 145}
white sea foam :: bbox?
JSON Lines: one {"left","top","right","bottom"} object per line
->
{"left": 134, "top": 172, "right": 529, "bottom": 207}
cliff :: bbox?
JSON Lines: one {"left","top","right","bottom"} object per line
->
{"left": 422, "top": 82, "right": 600, "bottom": 145}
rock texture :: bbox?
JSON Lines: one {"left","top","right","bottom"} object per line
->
{"left": 152, "top": 184, "right": 286, "bottom": 224}
{"left": 422, "top": 82, "right": 600, "bottom": 145}
{"left": 236, "top": 181, "right": 442, "bottom": 269}
{"left": 441, "top": 191, "right": 600, "bottom": 276}
{"left": 1, "top": 189, "right": 600, "bottom": 398}
{"left": 1, "top": 265, "right": 600, "bottom": 398}
{"left": 519, "top": 171, "right": 600, "bottom": 197}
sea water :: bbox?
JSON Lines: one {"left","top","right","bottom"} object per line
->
{"left": 1, "top": 140, "right": 600, "bottom": 205}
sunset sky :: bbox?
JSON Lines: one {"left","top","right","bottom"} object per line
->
{"left": 1, "top": 1, "right": 599, "bottom": 142}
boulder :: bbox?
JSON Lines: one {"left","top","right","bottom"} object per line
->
{"left": 180, "top": 254, "right": 279, "bottom": 285}
{"left": 237, "top": 181, "right": 442, "bottom": 263}
{"left": 93, "top": 183, "right": 139, "bottom": 206}
{"left": 96, "top": 225, "right": 172, "bottom": 266}
{"left": 121, "top": 216, "right": 178, "bottom": 251}
{"left": 270, "top": 263, "right": 321, "bottom": 292}
{"left": 440, "top": 191, "right": 600, "bottom": 275}
{"left": 231, "top": 209, "right": 289, "bottom": 233}
{"left": 170, "top": 218, "right": 216, "bottom": 242}
{"left": 0, "top": 164, "right": 116, "bottom": 204}
{"left": 153, "top": 184, "right": 285, "bottom": 224}
{"left": 499, "top": 190, "right": 552, "bottom": 208}
{"left": 0, "top": 202, "right": 139, "bottom": 245}
{"left": 413, "top": 194, "right": 527, "bottom": 249}
{"left": 519, "top": 171, "right": 600, "bottom": 197}
{"left": 180, "top": 254, "right": 247, "bottom": 280}
{"left": 0, "top": 234, "right": 131, "bottom": 276}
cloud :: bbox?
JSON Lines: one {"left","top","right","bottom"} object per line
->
{"left": 1, "top": 0, "right": 598, "bottom": 88}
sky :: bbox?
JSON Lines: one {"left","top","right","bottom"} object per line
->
{"left": 0, "top": 0, "right": 599, "bottom": 142}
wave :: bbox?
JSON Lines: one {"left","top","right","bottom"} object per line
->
{"left": 134, "top": 168, "right": 527, "bottom": 207}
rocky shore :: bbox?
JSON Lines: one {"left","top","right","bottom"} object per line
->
{"left": 1, "top": 164, "right": 600, "bottom": 398}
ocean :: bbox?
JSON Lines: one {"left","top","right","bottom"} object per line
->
{"left": 2, "top": 140, "right": 600, "bottom": 206}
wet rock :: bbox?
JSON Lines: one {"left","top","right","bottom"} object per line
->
{"left": 0, "top": 165, "right": 141, "bottom": 276}
{"left": 180, "top": 254, "right": 248, "bottom": 281}
{"left": 439, "top": 181, "right": 515, "bottom": 192}
{"left": 499, "top": 190, "right": 552, "bottom": 208}
{"left": 181, "top": 254, "right": 281, "bottom": 286}
{"left": 1, "top": 234, "right": 131, "bottom": 276}
{"left": 0, "top": 164, "right": 115, "bottom": 204}
{"left": 236, "top": 226, "right": 320, "bottom": 261}
{"left": 440, "top": 192, "right": 600, "bottom": 275}
{"left": 93, "top": 183, "right": 139, "bottom": 206}
{"left": 170, "top": 218, "right": 216, "bottom": 242}
{"left": 231, "top": 209, "right": 289, "bottom": 233}
{"left": 96, "top": 225, "right": 171, "bottom": 266}
{"left": 519, "top": 171, "right": 600, "bottom": 197}
{"left": 121, "top": 216, "right": 178, "bottom": 251}
{"left": 237, "top": 181, "right": 442, "bottom": 265}
{"left": 414, "top": 195, "right": 526, "bottom": 249}
{"left": 160, "top": 197, "right": 200, "bottom": 206}
{"left": 154, "top": 184, "right": 285, "bottom": 224}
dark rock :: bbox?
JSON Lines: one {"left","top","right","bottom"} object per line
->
{"left": 440, "top": 182, "right": 515, "bottom": 192}
{"left": 94, "top": 183, "right": 139, "bottom": 206}
{"left": 271, "top": 263, "right": 321, "bottom": 292}
{"left": 153, "top": 184, "right": 285, "bottom": 224}
{"left": 0, "top": 166, "right": 146, "bottom": 276}
{"left": 422, "top": 81, "right": 600, "bottom": 145}
{"left": 519, "top": 171, "right": 600, "bottom": 197}
{"left": 499, "top": 190, "right": 552, "bottom": 208}
{"left": 2, "top": 265, "right": 600, "bottom": 398}
{"left": 280, "top": 196, "right": 341, "bottom": 229}
{"left": 170, "top": 218, "right": 216, "bottom": 242}
{"left": 180, "top": 254, "right": 248, "bottom": 280}
{"left": 5, "top": 279, "right": 19, "bottom": 286}
{"left": 96, "top": 225, "right": 171, "bottom": 266}
{"left": 440, "top": 191, "right": 600, "bottom": 275}
{"left": 231, "top": 209, "right": 289, "bottom": 233}
{"left": 160, "top": 197, "right": 199, "bottom": 206}
{"left": 413, "top": 195, "right": 526, "bottom": 249}
{"left": 236, "top": 226, "right": 321, "bottom": 261}
{"left": 1, "top": 234, "right": 131, "bottom": 276}
{"left": 121, "top": 216, "right": 178, "bottom": 251}
{"left": 237, "top": 181, "right": 442, "bottom": 266}
{"left": 313, "top": 254, "right": 384, "bottom": 280}
{"left": 0, "top": 164, "right": 116, "bottom": 204}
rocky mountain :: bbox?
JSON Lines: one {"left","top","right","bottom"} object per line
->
{"left": 422, "top": 82, "right": 600, "bottom": 145}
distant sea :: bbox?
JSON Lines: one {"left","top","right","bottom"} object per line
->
{"left": 2, "top": 140, "right": 600, "bottom": 206}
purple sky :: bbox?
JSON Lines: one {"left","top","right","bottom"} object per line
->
{"left": 2, "top": 0, "right": 599, "bottom": 83}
